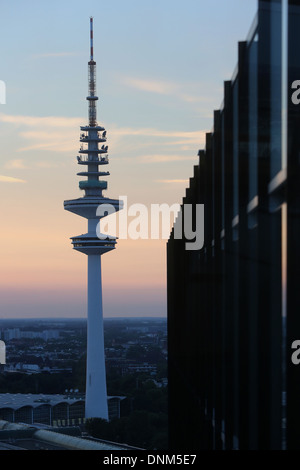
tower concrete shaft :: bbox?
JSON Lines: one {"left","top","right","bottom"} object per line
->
{"left": 86, "top": 253, "right": 107, "bottom": 419}
{"left": 64, "top": 18, "right": 122, "bottom": 420}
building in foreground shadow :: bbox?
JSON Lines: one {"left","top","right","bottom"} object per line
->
{"left": 167, "top": 0, "right": 300, "bottom": 450}
{"left": 0, "top": 419, "right": 138, "bottom": 451}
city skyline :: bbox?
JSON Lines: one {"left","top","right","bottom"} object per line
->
{"left": 0, "top": 0, "right": 257, "bottom": 318}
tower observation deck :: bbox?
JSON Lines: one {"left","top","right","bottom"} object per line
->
{"left": 64, "top": 17, "right": 122, "bottom": 420}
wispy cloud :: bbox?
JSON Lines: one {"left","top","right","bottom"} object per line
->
{"left": 109, "top": 125, "right": 205, "bottom": 146}
{"left": 121, "top": 76, "right": 213, "bottom": 105}
{"left": 107, "top": 125, "right": 205, "bottom": 157}
{"left": 36, "top": 161, "right": 62, "bottom": 169}
{"left": 139, "top": 154, "right": 196, "bottom": 163}
{"left": 17, "top": 135, "right": 77, "bottom": 153}
{"left": 0, "top": 175, "right": 26, "bottom": 183}
{"left": 5, "top": 159, "right": 27, "bottom": 169}
{"left": 156, "top": 179, "right": 189, "bottom": 184}
{"left": 0, "top": 113, "right": 204, "bottom": 157}
{"left": 0, "top": 113, "right": 81, "bottom": 153}
{"left": 0, "top": 113, "right": 82, "bottom": 128}
{"left": 4, "top": 159, "right": 62, "bottom": 170}
{"left": 122, "top": 77, "right": 177, "bottom": 95}
{"left": 32, "top": 52, "right": 78, "bottom": 59}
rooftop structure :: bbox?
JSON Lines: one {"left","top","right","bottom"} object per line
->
{"left": 0, "top": 420, "right": 138, "bottom": 451}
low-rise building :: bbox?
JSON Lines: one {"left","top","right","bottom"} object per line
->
{"left": 0, "top": 393, "right": 125, "bottom": 426}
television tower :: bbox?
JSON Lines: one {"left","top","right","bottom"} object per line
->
{"left": 64, "top": 17, "right": 122, "bottom": 420}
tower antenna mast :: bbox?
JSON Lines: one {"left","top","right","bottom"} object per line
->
{"left": 90, "top": 16, "right": 94, "bottom": 61}
{"left": 88, "top": 16, "right": 97, "bottom": 127}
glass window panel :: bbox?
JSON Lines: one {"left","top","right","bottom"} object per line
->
{"left": 270, "top": 0, "right": 282, "bottom": 178}
{"left": 248, "top": 34, "right": 258, "bottom": 201}
{"left": 233, "top": 80, "right": 239, "bottom": 218}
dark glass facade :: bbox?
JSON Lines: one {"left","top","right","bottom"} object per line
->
{"left": 167, "top": 0, "right": 300, "bottom": 450}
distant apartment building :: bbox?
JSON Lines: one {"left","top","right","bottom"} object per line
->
{"left": 3, "top": 364, "right": 72, "bottom": 374}
{"left": 2, "top": 328, "right": 60, "bottom": 342}
{"left": 168, "top": 0, "right": 300, "bottom": 450}
{"left": 3, "top": 328, "right": 21, "bottom": 341}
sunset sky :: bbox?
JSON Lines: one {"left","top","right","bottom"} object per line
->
{"left": 0, "top": 0, "right": 257, "bottom": 318}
